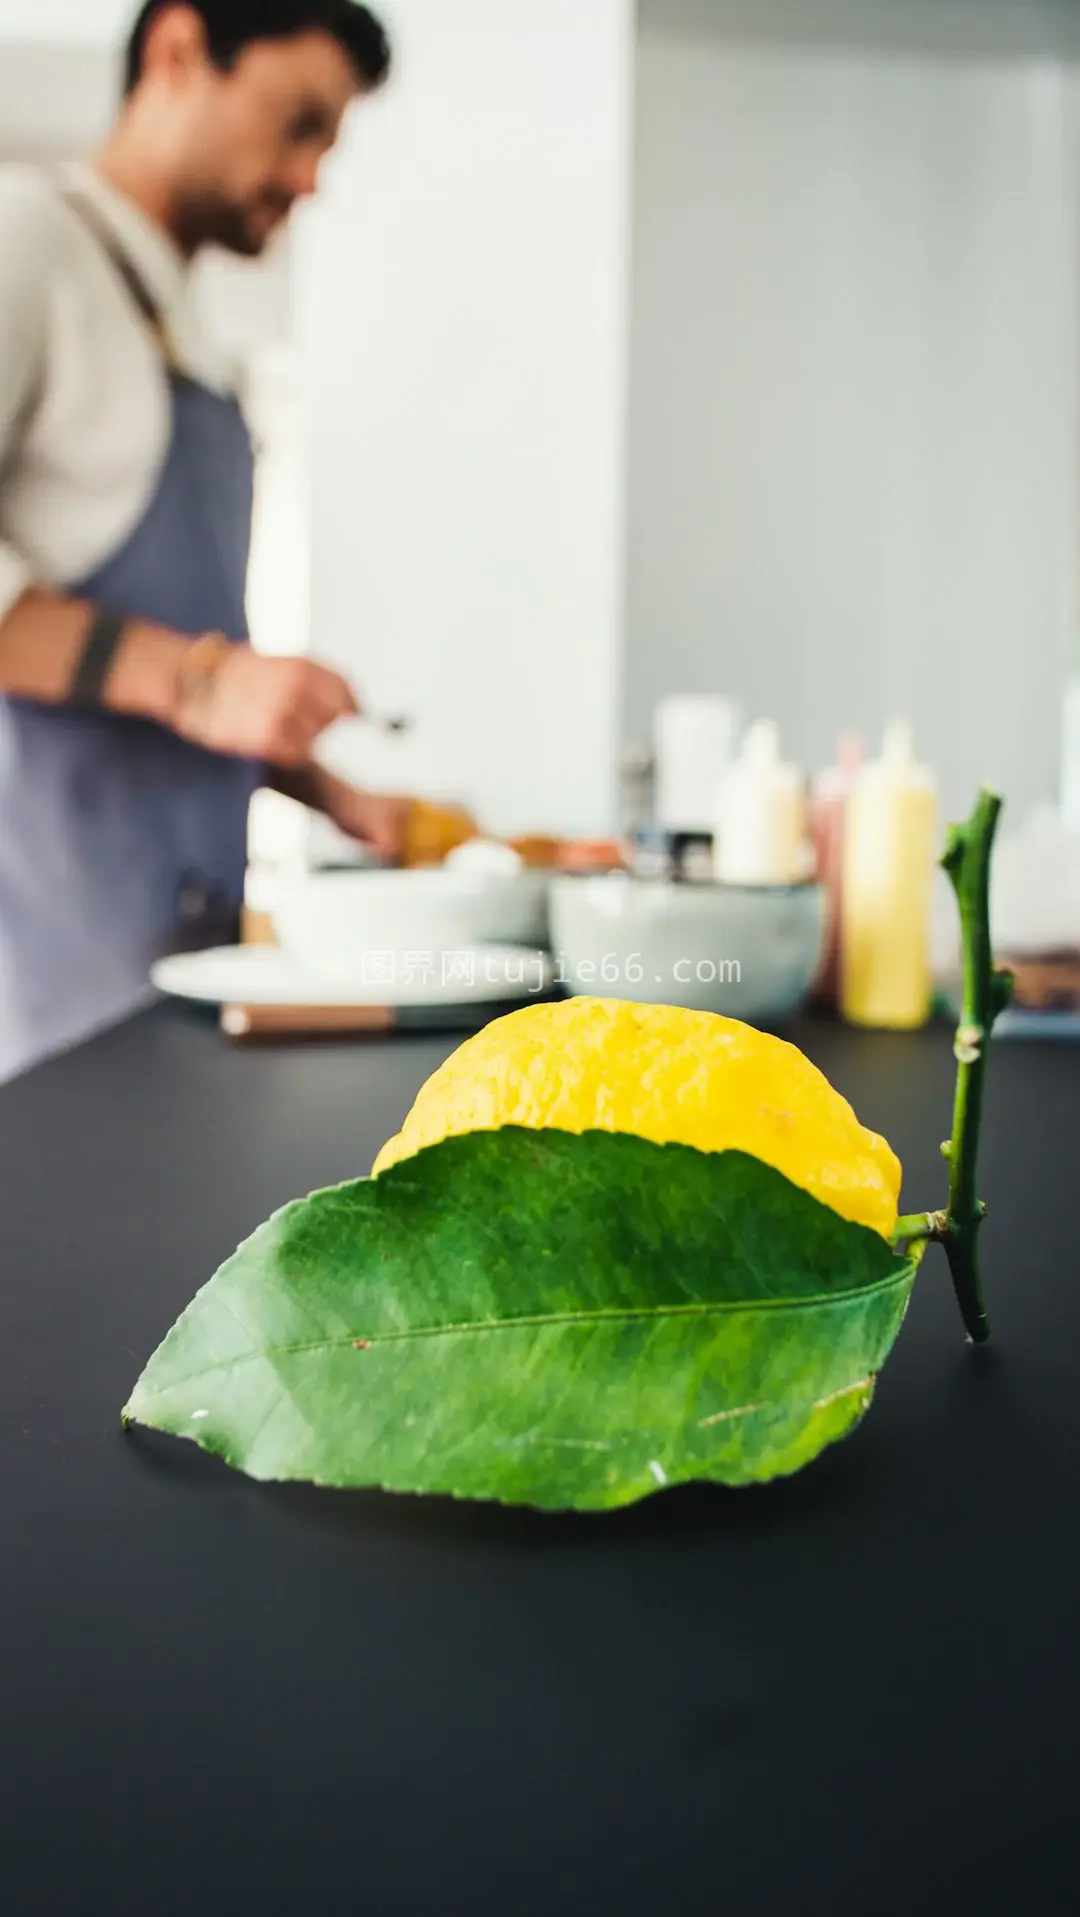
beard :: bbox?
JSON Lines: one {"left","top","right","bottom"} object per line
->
{"left": 171, "top": 184, "right": 295, "bottom": 258}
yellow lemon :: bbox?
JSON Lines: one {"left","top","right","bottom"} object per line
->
{"left": 373, "top": 997, "right": 901, "bottom": 1238}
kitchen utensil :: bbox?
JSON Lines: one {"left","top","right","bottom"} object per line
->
{"left": 220, "top": 998, "right": 547, "bottom": 1042}
{"left": 223, "top": 1003, "right": 396, "bottom": 1038}
{"left": 550, "top": 875, "right": 825, "bottom": 1023}
{"left": 152, "top": 943, "right": 553, "bottom": 1011}
{"left": 272, "top": 868, "right": 550, "bottom": 980}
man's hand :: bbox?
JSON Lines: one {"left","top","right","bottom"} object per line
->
{"left": 176, "top": 645, "right": 359, "bottom": 768}
{"left": 268, "top": 762, "right": 412, "bottom": 864}
{"left": 326, "top": 783, "right": 411, "bottom": 863}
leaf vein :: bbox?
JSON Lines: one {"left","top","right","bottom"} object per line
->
{"left": 137, "top": 1278, "right": 912, "bottom": 1397}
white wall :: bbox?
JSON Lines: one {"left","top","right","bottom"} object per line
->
{"left": 628, "top": 0, "right": 1080, "bottom": 825}
{"left": 639, "top": 0, "right": 1080, "bottom": 61}
{"left": 0, "top": 43, "right": 116, "bottom": 156}
{"left": 297, "top": 0, "right": 634, "bottom": 837}
{"left": 0, "top": 1, "right": 129, "bottom": 43}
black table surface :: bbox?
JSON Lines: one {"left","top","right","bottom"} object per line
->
{"left": 2, "top": 1004, "right": 1078, "bottom": 1914}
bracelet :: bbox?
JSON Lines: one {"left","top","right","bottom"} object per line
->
{"left": 177, "top": 631, "right": 234, "bottom": 712}
{"left": 70, "top": 607, "right": 128, "bottom": 709}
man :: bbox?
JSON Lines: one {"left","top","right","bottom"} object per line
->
{"left": 0, "top": 0, "right": 404, "bottom": 1083}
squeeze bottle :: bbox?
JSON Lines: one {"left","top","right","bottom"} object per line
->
{"left": 840, "top": 720, "right": 938, "bottom": 1030}
{"left": 810, "top": 732, "right": 864, "bottom": 1006}
{"left": 714, "top": 722, "right": 810, "bottom": 887}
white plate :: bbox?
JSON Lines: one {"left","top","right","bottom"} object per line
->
{"left": 151, "top": 944, "right": 553, "bottom": 1010}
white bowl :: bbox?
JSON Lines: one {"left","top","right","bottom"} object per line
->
{"left": 550, "top": 875, "right": 826, "bottom": 1024}
{"left": 274, "top": 868, "right": 550, "bottom": 982}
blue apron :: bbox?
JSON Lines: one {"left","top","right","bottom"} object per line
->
{"left": 0, "top": 198, "right": 260, "bottom": 1083}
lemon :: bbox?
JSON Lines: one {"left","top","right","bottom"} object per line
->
{"left": 373, "top": 997, "right": 901, "bottom": 1238}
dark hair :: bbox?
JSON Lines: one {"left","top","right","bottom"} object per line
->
{"left": 124, "top": 0, "right": 392, "bottom": 97}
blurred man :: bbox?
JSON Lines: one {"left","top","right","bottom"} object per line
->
{"left": 0, "top": 1, "right": 402, "bottom": 1081}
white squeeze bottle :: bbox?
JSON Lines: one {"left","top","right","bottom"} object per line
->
{"left": 841, "top": 719, "right": 938, "bottom": 1030}
{"left": 714, "top": 722, "right": 811, "bottom": 886}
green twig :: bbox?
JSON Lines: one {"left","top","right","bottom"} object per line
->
{"left": 890, "top": 792, "right": 1011, "bottom": 1338}
{"left": 936, "top": 790, "right": 1013, "bottom": 1342}
{"left": 892, "top": 1210, "right": 949, "bottom": 1248}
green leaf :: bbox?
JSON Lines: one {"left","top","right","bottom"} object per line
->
{"left": 123, "top": 1130, "right": 921, "bottom": 1512}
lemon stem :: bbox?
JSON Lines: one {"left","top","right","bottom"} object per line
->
{"left": 934, "top": 789, "right": 1013, "bottom": 1343}
{"left": 892, "top": 1211, "right": 949, "bottom": 1247}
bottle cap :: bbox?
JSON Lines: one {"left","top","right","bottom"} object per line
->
{"left": 743, "top": 720, "right": 781, "bottom": 767}
{"left": 838, "top": 730, "right": 864, "bottom": 775}
{"left": 882, "top": 718, "right": 916, "bottom": 768}
{"left": 864, "top": 717, "right": 935, "bottom": 790}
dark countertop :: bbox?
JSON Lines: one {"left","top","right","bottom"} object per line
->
{"left": 2, "top": 1004, "right": 1078, "bottom": 1915}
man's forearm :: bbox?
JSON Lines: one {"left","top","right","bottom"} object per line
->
{"left": 1, "top": 591, "right": 363, "bottom": 777}
{"left": 266, "top": 762, "right": 338, "bottom": 813}
{"left": 0, "top": 587, "right": 187, "bottom": 724}
{"left": 265, "top": 767, "right": 411, "bottom": 863}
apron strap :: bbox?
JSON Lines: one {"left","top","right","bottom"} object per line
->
{"left": 57, "top": 186, "right": 185, "bottom": 377}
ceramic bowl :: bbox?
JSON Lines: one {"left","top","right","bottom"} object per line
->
{"left": 549, "top": 875, "right": 826, "bottom": 1024}
{"left": 274, "top": 868, "right": 550, "bottom": 982}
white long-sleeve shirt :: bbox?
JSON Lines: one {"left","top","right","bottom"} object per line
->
{"left": 0, "top": 160, "right": 234, "bottom": 625}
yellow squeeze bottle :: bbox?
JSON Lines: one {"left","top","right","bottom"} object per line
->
{"left": 840, "top": 719, "right": 938, "bottom": 1030}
